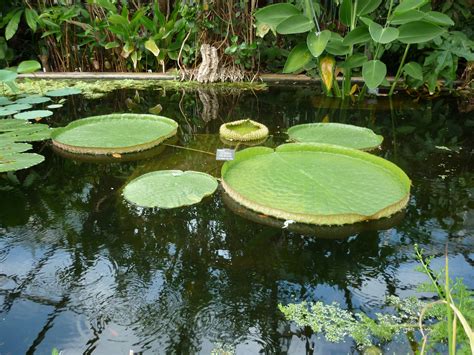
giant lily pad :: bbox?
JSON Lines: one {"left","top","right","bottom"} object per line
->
{"left": 0, "top": 152, "right": 44, "bottom": 173}
{"left": 51, "top": 114, "right": 178, "bottom": 155}
{"left": 219, "top": 119, "right": 269, "bottom": 142}
{"left": 123, "top": 170, "right": 218, "bottom": 208}
{"left": 287, "top": 123, "right": 383, "bottom": 150}
{"left": 221, "top": 143, "right": 410, "bottom": 225}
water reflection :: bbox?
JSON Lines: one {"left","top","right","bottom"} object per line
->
{"left": 0, "top": 86, "right": 472, "bottom": 354}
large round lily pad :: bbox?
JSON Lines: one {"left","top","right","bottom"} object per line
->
{"left": 0, "top": 152, "right": 44, "bottom": 173}
{"left": 123, "top": 170, "right": 218, "bottom": 208}
{"left": 221, "top": 143, "right": 410, "bottom": 225}
{"left": 287, "top": 123, "right": 383, "bottom": 150}
{"left": 51, "top": 114, "right": 178, "bottom": 155}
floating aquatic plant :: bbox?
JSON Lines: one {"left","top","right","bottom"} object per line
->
{"left": 221, "top": 143, "right": 410, "bottom": 225}
{"left": 287, "top": 122, "right": 383, "bottom": 150}
{"left": 51, "top": 113, "right": 178, "bottom": 155}
{"left": 123, "top": 170, "right": 218, "bottom": 208}
{"left": 219, "top": 119, "right": 269, "bottom": 142}
{"left": 14, "top": 110, "right": 54, "bottom": 120}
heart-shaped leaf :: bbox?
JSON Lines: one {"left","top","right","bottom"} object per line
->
{"left": 276, "top": 14, "right": 314, "bottom": 34}
{"left": 369, "top": 22, "right": 399, "bottom": 43}
{"left": 403, "top": 62, "right": 423, "bottom": 80}
{"left": 362, "top": 60, "right": 387, "bottom": 89}
{"left": 307, "top": 30, "right": 331, "bottom": 58}
{"left": 17, "top": 60, "right": 41, "bottom": 74}
{"left": 283, "top": 43, "right": 312, "bottom": 73}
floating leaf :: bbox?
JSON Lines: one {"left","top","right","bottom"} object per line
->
{"left": 16, "top": 96, "right": 51, "bottom": 104}
{"left": 0, "top": 142, "right": 33, "bottom": 154}
{"left": 51, "top": 113, "right": 178, "bottom": 155}
{"left": 123, "top": 170, "right": 218, "bottom": 208}
{"left": 14, "top": 110, "right": 53, "bottom": 120}
{"left": 0, "top": 109, "right": 18, "bottom": 117}
{"left": 3, "top": 103, "right": 32, "bottom": 111}
{"left": 219, "top": 119, "right": 269, "bottom": 142}
{"left": 0, "top": 119, "right": 29, "bottom": 132}
{"left": 47, "top": 104, "right": 63, "bottom": 109}
{"left": 0, "top": 97, "right": 13, "bottom": 106}
{"left": 287, "top": 123, "right": 383, "bottom": 150}
{"left": 0, "top": 152, "right": 44, "bottom": 173}
{"left": 2, "top": 124, "right": 51, "bottom": 142}
{"left": 221, "top": 144, "right": 410, "bottom": 225}
{"left": 46, "top": 87, "right": 82, "bottom": 97}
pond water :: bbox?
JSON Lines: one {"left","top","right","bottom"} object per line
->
{"left": 0, "top": 85, "right": 473, "bottom": 354}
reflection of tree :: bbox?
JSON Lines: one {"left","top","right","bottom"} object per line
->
{"left": 0, "top": 89, "right": 472, "bottom": 353}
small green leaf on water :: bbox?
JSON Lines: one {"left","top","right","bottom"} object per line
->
{"left": 47, "top": 104, "right": 64, "bottom": 109}
{"left": 0, "top": 152, "right": 44, "bottom": 173}
{"left": 46, "top": 87, "right": 82, "bottom": 97}
{"left": 0, "top": 97, "right": 14, "bottom": 106}
{"left": 0, "top": 109, "right": 18, "bottom": 117}
{"left": 4, "top": 103, "right": 32, "bottom": 111}
{"left": 16, "top": 96, "right": 51, "bottom": 104}
{"left": 14, "top": 110, "right": 53, "bottom": 120}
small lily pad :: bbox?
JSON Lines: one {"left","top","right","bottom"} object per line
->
{"left": 47, "top": 104, "right": 63, "bottom": 109}
{"left": 0, "top": 142, "right": 33, "bottom": 153}
{"left": 0, "top": 152, "right": 45, "bottom": 173}
{"left": 287, "top": 122, "right": 383, "bottom": 150}
{"left": 3, "top": 103, "right": 32, "bottom": 111}
{"left": 46, "top": 87, "right": 82, "bottom": 97}
{"left": 16, "top": 96, "right": 52, "bottom": 105}
{"left": 0, "top": 97, "right": 13, "bottom": 106}
{"left": 123, "top": 170, "right": 218, "bottom": 208}
{"left": 14, "top": 110, "right": 54, "bottom": 120}
{"left": 2, "top": 124, "right": 51, "bottom": 142}
{"left": 0, "top": 119, "right": 30, "bottom": 132}
{"left": 0, "top": 109, "right": 19, "bottom": 117}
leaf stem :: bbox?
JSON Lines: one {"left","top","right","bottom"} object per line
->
{"left": 388, "top": 43, "right": 410, "bottom": 96}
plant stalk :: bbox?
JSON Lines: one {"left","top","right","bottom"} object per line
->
{"left": 389, "top": 44, "right": 410, "bottom": 96}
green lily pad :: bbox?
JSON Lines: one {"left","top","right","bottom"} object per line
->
{"left": 47, "top": 104, "right": 63, "bottom": 109}
{"left": 0, "top": 119, "right": 29, "bottom": 132}
{"left": 0, "top": 97, "right": 13, "bottom": 106}
{"left": 16, "top": 96, "right": 52, "bottom": 104}
{"left": 287, "top": 123, "right": 383, "bottom": 150}
{"left": 0, "top": 109, "right": 18, "bottom": 117}
{"left": 3, "top": 103, "right": 32, "bottom": 111}
{"left": 123, "top": 170, "right": 218, "bottom": 208}
{"left": 51, "top": 113, "right": 178, "bottom": 155}
{"left": 219, "top": 119, "right": 269, "bottom": 142}
{"left": 14, "top": 110, "right": 54, "bottom": 120}
{"left": 46, "top": 87, "right": 82, "bottom": 97}
{"left": 0, "top": 142, "right": 33, "bottom": 154}
{"left": 221, "top": 143, "right": 410, "bottom": 225}
{"left": 2, "top": 124, "right": 51, "bottom": 142}
{"left": 0, "top": 152, "right": 44, "bottom": 173}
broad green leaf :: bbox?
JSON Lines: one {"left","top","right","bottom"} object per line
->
{"left": 359, "top": 16, "right": 374, "bottom": 27}
{"left": 108, "top": 14, "right": 129, "bottom": 26}
{"left": 3, "top": 103, "right": 32, "bottom": 111}
{"left": 221, "top": 143, "right": 410, "bottom": 225}
{"left": 51, "top": 113, "right": 178, "bottom": 154}
{"left": 362, "top": 60, "right": 387, "bottom": 89}
{"left": 0, "top": 152, "right": 44, "bottom": 173}
{"left": 341, "top": 54, "right": 368, "bottom": 69}
{"left": 5, "top": 10, "right": 22, "bottom": 40}
{"left": 357, "top": 0, "right": 382, "bottom": 15}
{"left": 325, "top": 38, "right": 350, "bottom": 56}
{"left": 403, "top": 61, "right": 423, "bottom": 80}
{"left": 389, "top": 10, "right": 424, "bottom": 25}
{"left": 0, "top": 142, "right": 32, "bottom": 154}
{"left": 343, "top": 26, "right": 371, "bottom": 46}
{"left": 0, "top": 119, "right": 30, "bottom": 132}
{"left": 255, "top": 3, "right": 300, "bottom": 33}
{"left": 398, "top": 21, "right": 445, "bottom": 43}
{"left": 283, "top": 43, "right": 312, "bottom": 73}
{"left": 24, "top": 8, "right": 38, "bottom": 32}
{"left": 123, "top": 170, "right": 218, "bottom": 208}
{"left": 369, "top": 22, "right": 399, "bottom": 43}
{"left": 276, "top": 15, "right": 314, "bottom": 34}
{"left": 0, "top": 109, "right": 18, "bottom": 117}
{"left": 45, "top": 87, "right": 81, "bottom": 97}
{"left": 307, "top": 30, "right": 331, "bottom": 58}
{"left": 339, "top": 0, "right": 352, "bottom": 26}
{"left": 2, "top": 123, "right": 51, "bottom": 141}
{"left": 0, "top": 69, "right": 18, "bottom": 82}
{"left": 0, "top": 97, "right": 14, "bottom": 106}
{"left": 105, "top": 41, "right": 120, "bottom": 49}
{"left": 422, "top": 11, "right": 454, "bottom": 26}
{"left": 16, "top": 96, "right": 51, "bottom": 104}
{"left": 393, "top": 0, "right": 429, "bottom": 14}
{"left": 145, "top": 38, "right": 160, "bottom": 57}
{"left": 288, "top": 123, "right": 383, "bottom": 150}
{"left": 17, "top": 60, "right": 41, "bottom": 74}
{"left": 14, "top": 110, "right": 53, "bottom": 120}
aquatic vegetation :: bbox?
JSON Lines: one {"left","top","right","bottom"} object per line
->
{"left": 14, "top": 109, "right": 53, "bottom": 120}
{"left": 0, "top": 119, "right": 50, "bottom": 172}
{"left": 287, "top": 122, "right": 383, "bottom": 150}
{"left": 219, "top": 119, "right": 269, "bottom": 142}
{"left": 123, "top": 170, "right": 218, "bottom": 208}
{"left": 51, "top": 114, "right": 178, "bottom": 155}
{"left": 45, "top": 87, "right": 82, "bottom": 97}
{"left": 221, "top": 143, "right": 410, "bottom": 225}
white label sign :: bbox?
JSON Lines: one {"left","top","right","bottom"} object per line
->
{"left": 216, "top": 149, "right": 235, "bottom": 161}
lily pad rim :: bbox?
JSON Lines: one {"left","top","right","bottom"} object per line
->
{"left": 219, "top": 119, "right": 269, "bottom": 142}
{"left": 221, "top": 143, "right": 411, "bottom": 225}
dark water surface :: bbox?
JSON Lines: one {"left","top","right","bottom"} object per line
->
{"left": 0, "top": 85, "right": 473, "bottom": 354}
